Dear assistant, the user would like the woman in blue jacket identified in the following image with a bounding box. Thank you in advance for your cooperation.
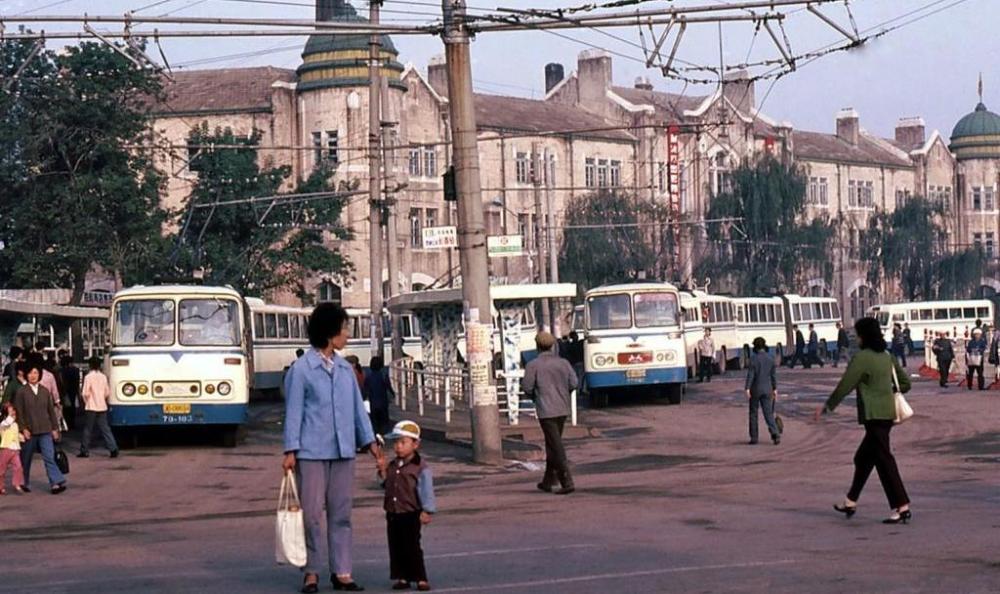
[282,303,381,593]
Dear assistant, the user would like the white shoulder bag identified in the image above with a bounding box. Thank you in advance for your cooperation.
[275,470,307,567]
[891,359,914,424]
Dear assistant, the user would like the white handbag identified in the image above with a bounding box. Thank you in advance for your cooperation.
[275,470,307,567]
[890,361,914,424]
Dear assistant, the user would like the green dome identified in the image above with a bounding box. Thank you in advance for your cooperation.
[949,102,1000,160]
[297,0,406,93]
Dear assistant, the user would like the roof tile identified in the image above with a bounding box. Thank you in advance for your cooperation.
[474,93,634,141]
[155,67,296,115]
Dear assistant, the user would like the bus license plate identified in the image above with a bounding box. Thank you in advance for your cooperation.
[626,369,647,380]
[163,403,191,414]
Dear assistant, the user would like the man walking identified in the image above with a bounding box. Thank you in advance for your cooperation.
[931,332,955,388]
[786,325,807,369]
[966,328,987,391]
[807,323,825,368]
[522,332,578,495]
[745,337,780,445]
[891,324,907,368]
[697,328,716,382]
[834,322,850,367]
[903,323,914,356]
[78,357,119,458]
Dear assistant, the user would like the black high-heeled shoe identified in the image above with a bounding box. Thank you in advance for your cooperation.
[882,509,912,524]
[332,577,365,591]
[301,574,320,594]
[833,502,857,518]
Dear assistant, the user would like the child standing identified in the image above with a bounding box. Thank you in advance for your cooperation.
[0,402,26,495]
[377,420,436,591]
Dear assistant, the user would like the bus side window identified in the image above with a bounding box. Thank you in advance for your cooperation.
[978,306,990,319]
[909,309,919,321]
[265,314,278,338]
[290,315,300,339]
[964,307,976,319]
[254,313,264,339]
[949,308,961,319]
[278,314,290,339]
[360,316,372,339]
[934,309,947,320]
[822,303,832,319]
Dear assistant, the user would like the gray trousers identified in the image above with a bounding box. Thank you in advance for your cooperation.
[80,411,118,454]
[749,393,780,442]
[298,458,356,576]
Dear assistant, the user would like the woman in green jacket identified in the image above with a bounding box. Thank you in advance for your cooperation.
[814,317,912,524]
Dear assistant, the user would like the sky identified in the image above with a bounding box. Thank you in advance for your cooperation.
[1,0,996,140]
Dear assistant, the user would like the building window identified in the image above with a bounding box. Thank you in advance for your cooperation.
[597,159,609,187]
[819,177,828,205]
[944,186,952,209]
[973,186,983,210]
[808,177,818,204]
[895,189,905,209]
[974,232,983,251]
[408,148,421,177]
[312,132,323,167]
[988,232,996,259]
[424,208,437,231]
[657,162,666,192]
[585,158,596,188]
[711,153,730,195]
[545,154,556,187]
[987,187,996,211]
[422,147,437,178]
[518,213,532,250]
[850,285,877,321]
[410,208,422,248]
[609,160,621,187]
[863,181,874,208]
[325,130,339,165]
[848,180,857,208]
[515,152,530,184]
[317,281,342,304]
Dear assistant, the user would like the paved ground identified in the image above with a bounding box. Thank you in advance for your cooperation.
[2,362,1000,593]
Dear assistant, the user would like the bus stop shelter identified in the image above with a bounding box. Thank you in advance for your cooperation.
[0,297,110,360]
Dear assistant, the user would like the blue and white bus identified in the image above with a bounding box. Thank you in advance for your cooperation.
[581,283,686,406]
[107,285,251,446]
[868,299,994,349]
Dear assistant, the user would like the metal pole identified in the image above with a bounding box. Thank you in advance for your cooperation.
[382,75,404,362]
[531,142,550,330]
[442,0,503,464]
[368,1,386,360]
[544,149,560,335]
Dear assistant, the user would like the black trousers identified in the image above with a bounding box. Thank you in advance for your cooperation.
[967,365,985,390]
[386,512,428,583]
[847,420,909,509]
[697,356,714,381]
[539,416,572,488]
[937,358,952,386]
[786,348,807,368]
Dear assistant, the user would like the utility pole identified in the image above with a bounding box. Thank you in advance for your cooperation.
[368,0,385,360]
[544,148,560,335]
[531,142,550,330]
[382,75,404,361]
[442,0,503,464]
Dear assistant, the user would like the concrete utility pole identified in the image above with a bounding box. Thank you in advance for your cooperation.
[442,0,503,464]
[531,143,550,330]
[382,76,405,361]
[368,0,385,359]
[544,149,560,335]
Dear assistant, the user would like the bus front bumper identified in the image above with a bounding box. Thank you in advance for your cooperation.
[108,403,248,427]
[585,367,687,389]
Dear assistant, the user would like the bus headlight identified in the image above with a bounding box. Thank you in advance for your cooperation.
[137,384,149,395]
[122,383,136,397]
[205,384,216,395]
[656,353,665,362]
[592,354,613,367]
[217,382,232,396]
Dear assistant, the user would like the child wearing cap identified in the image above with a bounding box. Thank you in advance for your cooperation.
[376,420,436,591]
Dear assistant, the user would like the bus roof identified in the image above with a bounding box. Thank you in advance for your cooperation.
[586,282,679,296]
[869,299,993,310]
[387,283,576,314]
[781,293,837,303]
[114,285,243,300]
[733,296,783,304]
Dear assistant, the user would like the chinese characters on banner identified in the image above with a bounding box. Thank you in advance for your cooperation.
[667,125,681,277]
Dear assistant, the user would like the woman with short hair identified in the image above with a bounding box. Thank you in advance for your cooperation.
[12,361,66,494]
[282,303,381,592]
[814,317,912,524]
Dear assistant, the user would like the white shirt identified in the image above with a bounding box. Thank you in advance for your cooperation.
[697,336,715,357]
[82,369,111,412]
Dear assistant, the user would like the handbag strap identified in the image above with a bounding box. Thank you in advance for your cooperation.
[889,353,900,393]
[278,470,300,511]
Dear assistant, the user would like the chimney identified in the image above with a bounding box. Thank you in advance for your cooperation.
[577,49,612,107]
[836,108,860,145]
[317,0,349,21]
[427,55,448,98]
[544,63,565,94]
[722,69,754,114]
[895,117,926,148]
[634,76,653,91]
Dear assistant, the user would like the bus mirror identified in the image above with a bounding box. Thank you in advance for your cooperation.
[586,336,601,344]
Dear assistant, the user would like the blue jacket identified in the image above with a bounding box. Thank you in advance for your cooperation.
[283,349,375,460]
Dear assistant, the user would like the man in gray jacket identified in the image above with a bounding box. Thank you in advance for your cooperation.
[745,337,780,445]
[522,331,578,494]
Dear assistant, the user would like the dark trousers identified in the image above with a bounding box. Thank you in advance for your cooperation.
[748,393,780,443]
[807,349,824,367]
[80,411,118,454]
[786,348,806,368]
[833,347,845,367]
[697,356,714,381]
[847,420,909,509]
[386,512,428,583]
[539,416,572,488]
[893,348,907,368]
[967,365,985,390]
[937,358,952,386]
[370,406,390,436]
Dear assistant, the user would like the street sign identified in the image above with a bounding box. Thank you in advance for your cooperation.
[487,235,524,258]
[422,226,457,249]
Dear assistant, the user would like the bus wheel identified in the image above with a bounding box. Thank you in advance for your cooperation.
[665,384,682,405]
[589,389,609,408]
[221,426,240,448]
[741,345,751,369]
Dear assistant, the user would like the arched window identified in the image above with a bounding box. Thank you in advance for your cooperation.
[808,285,831,298]
[316,281,342,304]
[849,285,877,321]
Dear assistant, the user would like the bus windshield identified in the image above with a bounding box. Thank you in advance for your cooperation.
[114,299,175,346]
[634,292,680,328]
[876,312,889,326]
[179,299,241,346]
[588,294,632,330]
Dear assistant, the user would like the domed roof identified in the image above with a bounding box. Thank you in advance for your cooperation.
[297,0,405,93]
[949,101,1000,160]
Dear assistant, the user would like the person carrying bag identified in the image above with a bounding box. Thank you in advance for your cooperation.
[276,470,307,568]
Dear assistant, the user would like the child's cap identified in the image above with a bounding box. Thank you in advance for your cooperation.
[386,420,421,441]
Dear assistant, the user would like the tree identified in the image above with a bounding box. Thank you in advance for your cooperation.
[860,196,984,299]
[168,124,353,298]
[698,156,836,295]
[0,39,169,303]
[558,190,662,293]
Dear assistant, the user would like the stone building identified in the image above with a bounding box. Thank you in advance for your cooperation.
[144,0,998,317]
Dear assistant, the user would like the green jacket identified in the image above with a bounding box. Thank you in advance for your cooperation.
[1,379,23,406]
[824,349,910,424]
